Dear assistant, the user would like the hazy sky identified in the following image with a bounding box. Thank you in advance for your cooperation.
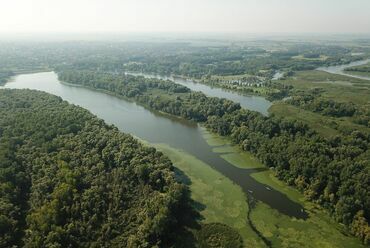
[0,0,369,34]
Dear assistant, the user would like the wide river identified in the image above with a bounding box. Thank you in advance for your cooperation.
[2,72,306,219]
[127,72,272,116]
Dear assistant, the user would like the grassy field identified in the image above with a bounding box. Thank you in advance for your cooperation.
[269,102,370,137]
[270,102,340,137]
[200,128,365,248]
[282,70,370,95]
[270,70,370,136]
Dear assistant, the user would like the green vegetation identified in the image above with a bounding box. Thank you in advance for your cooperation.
[271,70,370,134]
[287,89,357,117]
[57,69,370,244]
[203,129,365,248]
[250,201,363,248]
[152,143,259,247]
[269,103,342,138]
[250,170,366,248]
[196,223,243,248]
[282,70,370,90]
[256,167,366,247]
[0,89,190,247]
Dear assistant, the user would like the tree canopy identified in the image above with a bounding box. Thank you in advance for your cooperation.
[0,89,189,247]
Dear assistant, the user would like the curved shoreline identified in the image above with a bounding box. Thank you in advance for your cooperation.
[317,59,370,81]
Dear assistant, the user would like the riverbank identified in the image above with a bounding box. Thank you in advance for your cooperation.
[151,142,265,248]
[200,129,364,248]
[1,68,51,87]
[146,132,363,248]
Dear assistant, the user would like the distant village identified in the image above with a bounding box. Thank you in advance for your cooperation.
[207,75,266,87]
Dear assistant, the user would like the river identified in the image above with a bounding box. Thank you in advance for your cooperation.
[126,72,272,116]
[317,59,370,80]
[2,71,306,219]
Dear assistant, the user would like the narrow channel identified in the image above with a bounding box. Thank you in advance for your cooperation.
[317,59,370,80]
[126,72,273,116]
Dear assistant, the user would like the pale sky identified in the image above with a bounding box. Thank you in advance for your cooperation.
[0,0,369,34]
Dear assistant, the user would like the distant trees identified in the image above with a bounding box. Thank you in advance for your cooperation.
[120,44,358,79]
[0,71,13,85]
[58,70,370,244]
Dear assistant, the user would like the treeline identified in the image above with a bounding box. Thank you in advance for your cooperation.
[58,70,370,244]
[0,89,189,247]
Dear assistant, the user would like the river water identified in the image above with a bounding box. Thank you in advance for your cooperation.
[2,72,306,219]
[126,72,272,116]
[317,59,370,80]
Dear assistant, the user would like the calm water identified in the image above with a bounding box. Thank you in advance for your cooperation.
[2,72,306,219]
[317,59,370,80]
[126,72,272,116]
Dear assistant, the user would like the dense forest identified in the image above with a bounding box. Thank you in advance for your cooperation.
[58,70,370,244]
[0,89,191,247]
